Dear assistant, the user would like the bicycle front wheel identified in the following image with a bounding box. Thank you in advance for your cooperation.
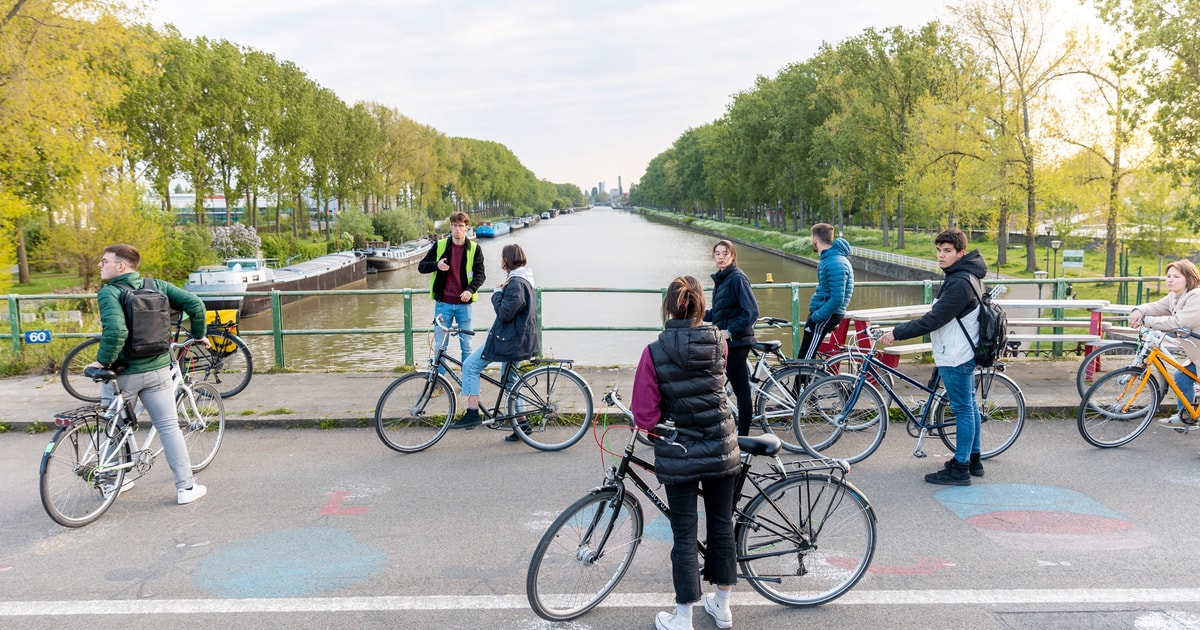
[510,366,594,451]
[754,363,825,454]
[1077,366,1160,448]
[179,382,226,471]
[794,375,887,464]
[182,331,253,398]
[374,372,455,453]
[527,487,644,622]
[60,338,102,402]
[39,415,128,527]
[934,371,1025,459]
[738,472,876,607]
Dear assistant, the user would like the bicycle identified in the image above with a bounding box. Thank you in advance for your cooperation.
[525,386,877,621]
[1074,337,1190,400]
[792,326,1026,464]
[1077,326,1200,448]
[738,317,835,453]
[39,340,226,527]
[373,317,594,453]
[60,313,252,402]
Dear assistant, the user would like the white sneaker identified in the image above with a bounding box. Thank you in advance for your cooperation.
[102,478,134,499]
[655,610,693,630]
[703,593,733,629]
[177,484,207,505]
[1160,414,1191,427]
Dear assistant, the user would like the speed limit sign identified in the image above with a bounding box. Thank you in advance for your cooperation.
[24,330,52,344]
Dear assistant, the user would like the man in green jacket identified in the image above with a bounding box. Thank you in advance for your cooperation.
[86,244,211,505]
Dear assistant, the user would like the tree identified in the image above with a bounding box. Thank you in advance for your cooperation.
[953,0,1078,272]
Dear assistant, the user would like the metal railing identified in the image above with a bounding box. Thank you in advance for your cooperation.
[849,246,941,273]
[2,276,1156,369]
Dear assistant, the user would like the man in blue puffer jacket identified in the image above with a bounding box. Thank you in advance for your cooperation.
[797,223,854,359]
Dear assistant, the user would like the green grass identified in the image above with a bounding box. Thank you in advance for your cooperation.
[8,270,85,295]
[238,410,257,416]
[264,407,295,415]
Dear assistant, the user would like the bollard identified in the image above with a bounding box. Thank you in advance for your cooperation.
[765,273,774,283]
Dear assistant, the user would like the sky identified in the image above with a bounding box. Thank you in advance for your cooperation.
[147,0,959,194]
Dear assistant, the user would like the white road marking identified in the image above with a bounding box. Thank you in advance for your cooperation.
[3,589,1200,616]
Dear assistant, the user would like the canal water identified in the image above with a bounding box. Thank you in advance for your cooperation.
[238,207,923,369]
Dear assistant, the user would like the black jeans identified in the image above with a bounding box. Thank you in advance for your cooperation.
[664,474,738,604]
[726,343,753,436]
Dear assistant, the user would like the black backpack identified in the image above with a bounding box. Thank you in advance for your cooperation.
[116,278,172,359]
[956,276,1008,368]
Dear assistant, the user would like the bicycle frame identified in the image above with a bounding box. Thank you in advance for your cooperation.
[424,317,572,426]
[840,349,953,453]
[591,391,846,574]
[1115,341,1200,418]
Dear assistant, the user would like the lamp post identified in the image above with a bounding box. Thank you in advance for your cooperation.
[1050,239,1062,279]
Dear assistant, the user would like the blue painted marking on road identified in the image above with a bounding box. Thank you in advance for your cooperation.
[934,484,1122,520]
[193,527,386,598]
[644,514,673,541]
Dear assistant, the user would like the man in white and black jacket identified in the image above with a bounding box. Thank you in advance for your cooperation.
[877,228,987,485]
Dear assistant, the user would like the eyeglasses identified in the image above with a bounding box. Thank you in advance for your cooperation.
[99,259,115,266]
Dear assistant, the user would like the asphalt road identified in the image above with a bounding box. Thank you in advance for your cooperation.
[3,417,1200,629]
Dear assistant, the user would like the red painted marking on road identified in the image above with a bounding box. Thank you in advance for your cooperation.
[0,564,10,572]
[829,556,952,576]
[966,511,1133,534]
[318,491,369,516]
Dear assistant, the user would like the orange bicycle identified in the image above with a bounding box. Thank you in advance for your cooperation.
[1077,326,1200,447]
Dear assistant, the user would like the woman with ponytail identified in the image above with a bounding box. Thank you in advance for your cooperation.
[631,276,740,630]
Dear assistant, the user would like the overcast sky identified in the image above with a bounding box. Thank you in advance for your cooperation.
[148,0,959,193]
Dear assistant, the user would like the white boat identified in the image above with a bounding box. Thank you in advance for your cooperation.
[359,238,433,272]
[184,251,367,316]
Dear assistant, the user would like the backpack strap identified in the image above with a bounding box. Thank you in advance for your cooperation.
[954,274,984,353]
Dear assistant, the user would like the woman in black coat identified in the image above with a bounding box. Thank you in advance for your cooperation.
[704,239,759,436]
[450,244,539,441]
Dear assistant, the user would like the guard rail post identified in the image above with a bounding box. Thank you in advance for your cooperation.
[403,289,414,365]
[271,290,285,369]
[790,283,802,352]
[8,296,19,354]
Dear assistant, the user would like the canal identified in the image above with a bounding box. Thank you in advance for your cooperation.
[237,207,924,369]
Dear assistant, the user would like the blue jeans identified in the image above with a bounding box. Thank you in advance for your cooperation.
[434,301,473,369]
[938,360,980,464]
[101,367,196,490]
[664,474,738,604]
[1173,363,1198,411]
[460,345,520,406]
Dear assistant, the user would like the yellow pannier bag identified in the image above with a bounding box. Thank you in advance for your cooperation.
[205,309,240,355]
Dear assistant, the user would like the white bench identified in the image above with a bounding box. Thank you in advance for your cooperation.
[881,343,933,356]
[1007,333,1101,344]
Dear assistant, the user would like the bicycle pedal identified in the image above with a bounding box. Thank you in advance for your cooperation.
[480,418,496,427]
[1174,425,1198,434]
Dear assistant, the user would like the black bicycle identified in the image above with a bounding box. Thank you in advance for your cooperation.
[60,313,252,401]
[373,317,594,452]
[525,387,877,621]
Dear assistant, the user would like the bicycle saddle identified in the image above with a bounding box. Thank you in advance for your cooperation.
[738,434,782,457]
[754,340,783,353]
[84,366,119,382]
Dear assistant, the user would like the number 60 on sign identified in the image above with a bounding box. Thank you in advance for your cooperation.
[24,330,51,344]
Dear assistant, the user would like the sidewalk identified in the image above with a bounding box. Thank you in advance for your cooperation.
[0,359,1084,431]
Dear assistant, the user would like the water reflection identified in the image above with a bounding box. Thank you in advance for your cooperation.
[238,207,923,368]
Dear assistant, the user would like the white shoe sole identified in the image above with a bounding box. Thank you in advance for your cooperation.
[704,595,733,629]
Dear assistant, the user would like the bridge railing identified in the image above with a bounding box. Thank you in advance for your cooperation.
[3,276,1157,369]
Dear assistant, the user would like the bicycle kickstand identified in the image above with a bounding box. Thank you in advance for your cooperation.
[912,428,930,459]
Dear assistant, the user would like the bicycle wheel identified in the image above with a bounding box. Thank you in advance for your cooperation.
[510,366,594,451]
[794,375,887,464]
[1077,366,1160,448]
[39,415,128,527]
[179,382,226,471]
[182,331,253,398]
[527,487,644,622]
[1075,342,1156,398]
[60,337,103,403]
[755,363,825,454]
[374,371,455,453]
[934,371,1025,459]
[738,472,876,607]
[823,351,894,389]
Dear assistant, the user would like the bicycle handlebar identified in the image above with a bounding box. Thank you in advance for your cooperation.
[758,316,790,328]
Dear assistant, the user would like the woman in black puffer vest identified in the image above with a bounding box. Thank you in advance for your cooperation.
[631,275,740,630]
